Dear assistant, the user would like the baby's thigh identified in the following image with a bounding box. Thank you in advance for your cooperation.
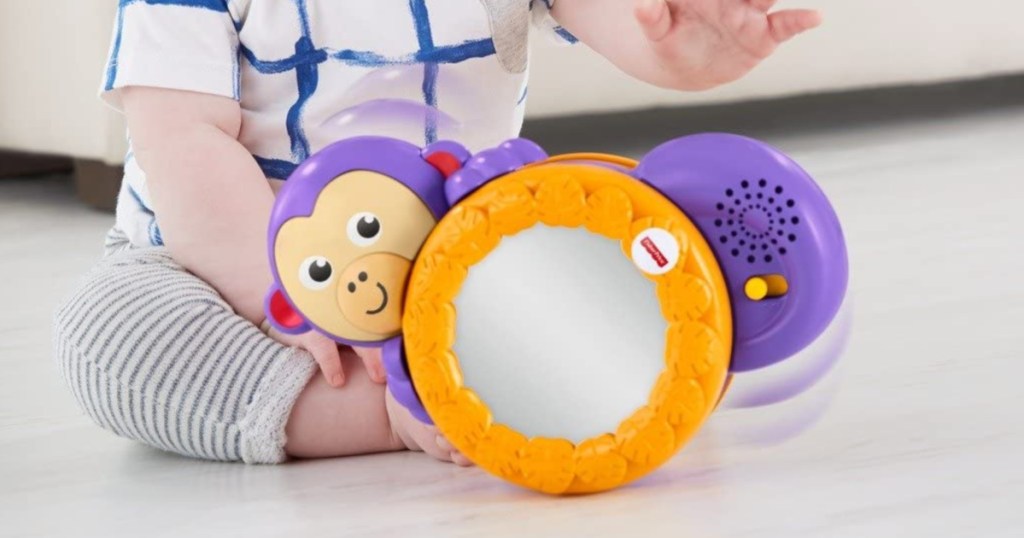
[53,247,312,463]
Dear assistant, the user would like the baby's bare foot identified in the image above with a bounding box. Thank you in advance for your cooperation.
[385,390,472,466]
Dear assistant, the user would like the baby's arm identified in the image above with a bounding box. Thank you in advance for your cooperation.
[121,87,272,324]
[121,86,391,385]
[551,0,821,91]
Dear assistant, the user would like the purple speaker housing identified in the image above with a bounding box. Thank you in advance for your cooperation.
[633,133,848,372]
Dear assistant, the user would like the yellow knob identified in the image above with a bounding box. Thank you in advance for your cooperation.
[745,274,789,301]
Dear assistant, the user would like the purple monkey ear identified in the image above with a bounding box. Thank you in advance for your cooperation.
[422,140,471,179]
[443,138,548,205]
[264,287,311,335]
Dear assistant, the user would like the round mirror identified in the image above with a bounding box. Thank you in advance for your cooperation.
[403,161,733,494]
[453,224,666,443]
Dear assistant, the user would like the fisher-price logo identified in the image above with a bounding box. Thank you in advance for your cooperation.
[640,237,669,267]
[631,228,680,275]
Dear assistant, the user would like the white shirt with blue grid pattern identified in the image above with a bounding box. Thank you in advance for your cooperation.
[101,0,569,248]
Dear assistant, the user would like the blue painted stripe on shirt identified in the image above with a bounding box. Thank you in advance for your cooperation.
[330,49,394,67]
[295,0,312,39]
[241,39,494,75]
[517,85,528,105]
[149,219,165,246]
[285,0,318,161]
[125,0,229,12]
[334,40,496,67]
[253,155,298,180]
[229,5,241,98]
[240,45,327,74]
[415,38,495,64]
[127,185,154,215]
[554,26,579,44]
[422,62,439,144]
[408,0,438,144]
[104,5,127,91]
[408,0,434,50]
[231,50,241,99]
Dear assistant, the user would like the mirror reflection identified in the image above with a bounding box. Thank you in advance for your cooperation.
[453,225,667,443]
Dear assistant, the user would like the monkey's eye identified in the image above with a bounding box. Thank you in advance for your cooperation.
[347,212,381,247]
[299,256,333,290]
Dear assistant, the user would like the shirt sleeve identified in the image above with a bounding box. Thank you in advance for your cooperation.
[530,0,578,44]
[100,0,240,110]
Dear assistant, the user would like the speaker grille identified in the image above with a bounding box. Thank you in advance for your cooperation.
[715,178,798,264]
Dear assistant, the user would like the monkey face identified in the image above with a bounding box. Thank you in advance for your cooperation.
[273,171,437,343]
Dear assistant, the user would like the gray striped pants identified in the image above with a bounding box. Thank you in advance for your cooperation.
[53,229,317,463]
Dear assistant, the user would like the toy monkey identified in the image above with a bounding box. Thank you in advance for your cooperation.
[265,133,847,437]
[264,136,544,422]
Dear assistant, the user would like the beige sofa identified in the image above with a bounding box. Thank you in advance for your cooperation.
[2,0,1022,166]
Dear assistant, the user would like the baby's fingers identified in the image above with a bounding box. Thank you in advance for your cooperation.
[748,0,778,11]
[634,0,672,42]
[353,346,387,384]
[436,436,473,467]
[307,337,345,387]
[768,9,822,43]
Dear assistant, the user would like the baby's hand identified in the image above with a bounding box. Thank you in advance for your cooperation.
[634,0,821,89]
[352,346,388,385]
[265,325,386,387]
[385,388,472,466]
[266,327,345,387]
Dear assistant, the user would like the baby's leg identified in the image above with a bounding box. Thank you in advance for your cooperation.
[283,347,401,458]
[286,359,471,465]
[52,231,396,463]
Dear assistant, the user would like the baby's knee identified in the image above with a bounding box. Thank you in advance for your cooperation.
[51,249,218,448]
[53,250,306,464]
[53,323,115,434]
[53,262,133,436]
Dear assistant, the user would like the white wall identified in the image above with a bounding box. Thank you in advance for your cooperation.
[1,0,1021,163]
[0,1,124,160]
[527,0,1024,116]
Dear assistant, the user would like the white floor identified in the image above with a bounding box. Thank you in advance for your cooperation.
[2,107,1023,537]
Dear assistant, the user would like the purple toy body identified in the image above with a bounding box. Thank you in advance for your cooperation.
[267,133,848,425]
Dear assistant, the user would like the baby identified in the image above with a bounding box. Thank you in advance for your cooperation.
[54,0,818,465]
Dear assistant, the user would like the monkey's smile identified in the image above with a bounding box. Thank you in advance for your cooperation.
[365,283,389,315]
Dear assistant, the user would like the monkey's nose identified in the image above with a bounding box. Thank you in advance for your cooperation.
[346,271,370,293]
[337,253,411,335]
